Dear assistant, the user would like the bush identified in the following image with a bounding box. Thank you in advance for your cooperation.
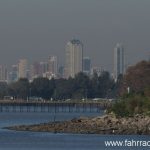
[109,93,150,117]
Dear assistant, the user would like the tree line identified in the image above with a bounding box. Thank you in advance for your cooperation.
[1,60,149,102]
[0,71,117,100]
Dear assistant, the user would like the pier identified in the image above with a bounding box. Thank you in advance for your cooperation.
[0,101,112,113]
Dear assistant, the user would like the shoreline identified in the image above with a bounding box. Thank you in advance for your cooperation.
[4,114,150,135]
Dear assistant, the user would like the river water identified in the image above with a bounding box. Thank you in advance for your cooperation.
[0,111,149,150]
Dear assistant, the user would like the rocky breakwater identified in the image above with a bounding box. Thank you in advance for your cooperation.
[5,114,150,135]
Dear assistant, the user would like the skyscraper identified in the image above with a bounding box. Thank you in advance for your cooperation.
[65,39,83,78]
[58,65,64,78]
[113,43,124,81]
[48,56,58,77]
[8,65,18,82]
[0,65,8,82]
[18,59,28,78]
[83,57,91,75]
[30,61,49,80]
[39,61,48,76]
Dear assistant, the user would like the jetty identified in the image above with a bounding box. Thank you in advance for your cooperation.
[0,100,112,113]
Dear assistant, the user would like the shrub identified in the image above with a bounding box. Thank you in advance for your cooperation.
[109,93,150,117]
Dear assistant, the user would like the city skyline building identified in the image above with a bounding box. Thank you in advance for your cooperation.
[39,61,48,75]
[48,56,58,77]
[83,57,91,75]
[113,43,125,81]
[8,65,18,82]
[0,65,8,82]
[65,39,83,78]
[30,62,41,80]
[58,65,64,78]
[18,59,28,78]
[91,66,104,77]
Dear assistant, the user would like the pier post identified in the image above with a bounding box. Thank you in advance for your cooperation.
[0,103,2,112]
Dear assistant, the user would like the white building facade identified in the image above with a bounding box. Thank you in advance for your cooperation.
[65,39,83,78]
[18,59,28,78]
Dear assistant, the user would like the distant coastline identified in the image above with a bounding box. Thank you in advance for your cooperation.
[5,114,150,135]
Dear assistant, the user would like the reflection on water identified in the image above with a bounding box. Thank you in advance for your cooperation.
[0,104,103,113]
[0,111,103,128]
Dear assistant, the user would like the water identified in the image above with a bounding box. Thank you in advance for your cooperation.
[0,105,100,113]
[0,111,149,150]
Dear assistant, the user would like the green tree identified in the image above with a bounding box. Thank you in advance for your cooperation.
[8,78,29,100]
[53,78,74,100]
[31,77,54,100]
[73,72,90,99]
[121,60,150,95]
[0,82,8,99]
[97,71,114,98]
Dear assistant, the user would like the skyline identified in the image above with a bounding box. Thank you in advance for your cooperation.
[0,0,150,72]
[0,39,148,73]
[0,41,138,83]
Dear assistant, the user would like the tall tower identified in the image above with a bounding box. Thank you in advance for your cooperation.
[9,65,18,82]
[30,62,41,79]
[65,39,83,78]
[48,56,58,76]
[0,65,8,82]
[39,61,48,75]
[83,57,91,75]
[18,59,28,78]
[114,43,124,81]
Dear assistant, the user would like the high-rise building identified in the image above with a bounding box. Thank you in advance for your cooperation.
[65,39,83,78]
[30,62,41,79]
[0,65,8,82]
[83,57,91,75]
[39,61,48,75]
[48,56,58,77]
[8,65,18,82]
[58,65,64,78]
[91,66,104,77]
[18,59,28,78]
[30,61,48,80]
[113,43,125,81]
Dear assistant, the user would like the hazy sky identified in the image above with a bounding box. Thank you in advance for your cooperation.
[0,0,150,72]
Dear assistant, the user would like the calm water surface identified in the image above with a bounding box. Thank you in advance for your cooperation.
[0,111,149,150]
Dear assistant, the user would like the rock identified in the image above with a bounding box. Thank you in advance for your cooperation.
[71,118,82,123]
[5,114,150,135]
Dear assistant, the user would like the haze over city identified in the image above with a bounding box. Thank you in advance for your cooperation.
[0,0,150,72]
[0,1,150,150]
